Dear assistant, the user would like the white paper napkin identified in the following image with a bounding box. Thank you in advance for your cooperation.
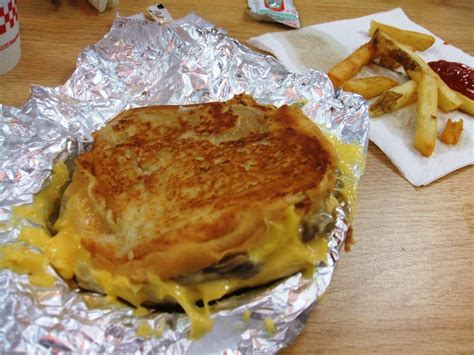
[248,8,473,186]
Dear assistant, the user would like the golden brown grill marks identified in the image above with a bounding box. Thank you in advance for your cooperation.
[88,101,329,214]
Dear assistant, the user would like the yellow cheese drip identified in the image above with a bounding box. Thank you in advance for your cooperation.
[45,198,320,338]
[136,321,153,338]
[330,137,365,221]
[134,306,151,317]
[242,309,252,322]
[136,320,166,338]
[13,161,69,228]
[18,227,50,249]
[0,162,69,288]
[263,317,276,334]
[0,244,55,287]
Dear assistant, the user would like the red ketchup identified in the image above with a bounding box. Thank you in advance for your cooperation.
[428,60,474,100]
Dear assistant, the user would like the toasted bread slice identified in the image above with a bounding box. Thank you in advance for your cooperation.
[60,94,336,284]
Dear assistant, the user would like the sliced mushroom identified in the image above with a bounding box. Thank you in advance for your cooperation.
[174,253,259,285]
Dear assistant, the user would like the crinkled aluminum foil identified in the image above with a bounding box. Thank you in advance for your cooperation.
[0,11,368,353]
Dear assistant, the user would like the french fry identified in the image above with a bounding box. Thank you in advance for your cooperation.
[378,53,401,69]
[327,42,377,88]
[456,92,474,116]
[373,31,462,112]
[369,20,435,51]
[342,76,399,99]
[369,80,418,116]
[436,80,464,112]
[439,119,464,145]
[413,73,438,157]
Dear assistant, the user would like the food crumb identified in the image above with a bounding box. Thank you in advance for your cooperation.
[242,309,252,322]
[439,119,463,145]
[263,317,275,335]
[137,320,165,338]
[343,226,355,252]
[136,321,153,338]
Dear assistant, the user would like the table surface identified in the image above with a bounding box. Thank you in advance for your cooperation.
[1,0,473,353]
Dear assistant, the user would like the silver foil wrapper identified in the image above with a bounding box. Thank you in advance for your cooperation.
[0,11,368,353]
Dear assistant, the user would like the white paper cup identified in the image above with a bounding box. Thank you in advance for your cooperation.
[0,0,20,76]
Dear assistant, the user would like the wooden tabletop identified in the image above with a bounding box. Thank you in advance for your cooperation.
[1,0,473,353]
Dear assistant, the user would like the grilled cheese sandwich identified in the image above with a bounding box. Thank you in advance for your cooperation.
[5,94,364,337]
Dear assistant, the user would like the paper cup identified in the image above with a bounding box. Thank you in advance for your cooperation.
[0,0,20,76]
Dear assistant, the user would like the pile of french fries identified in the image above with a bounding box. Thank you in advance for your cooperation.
[327,20,472,157]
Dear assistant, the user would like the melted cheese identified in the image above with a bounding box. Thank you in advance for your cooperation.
[82,294,124,309]
[13,162,69,228]
[242,309,252,322]
[134,306,151,317]
[12,189,322,338]
[0,162,69,288]
[1,137,364,339]
[263,317,276,334]
[137,320,166,338]
[136,321,153,338]
[36,173,325,338]
[330,137,365,221]
[18,226,50,249]
[0,244,55,287]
